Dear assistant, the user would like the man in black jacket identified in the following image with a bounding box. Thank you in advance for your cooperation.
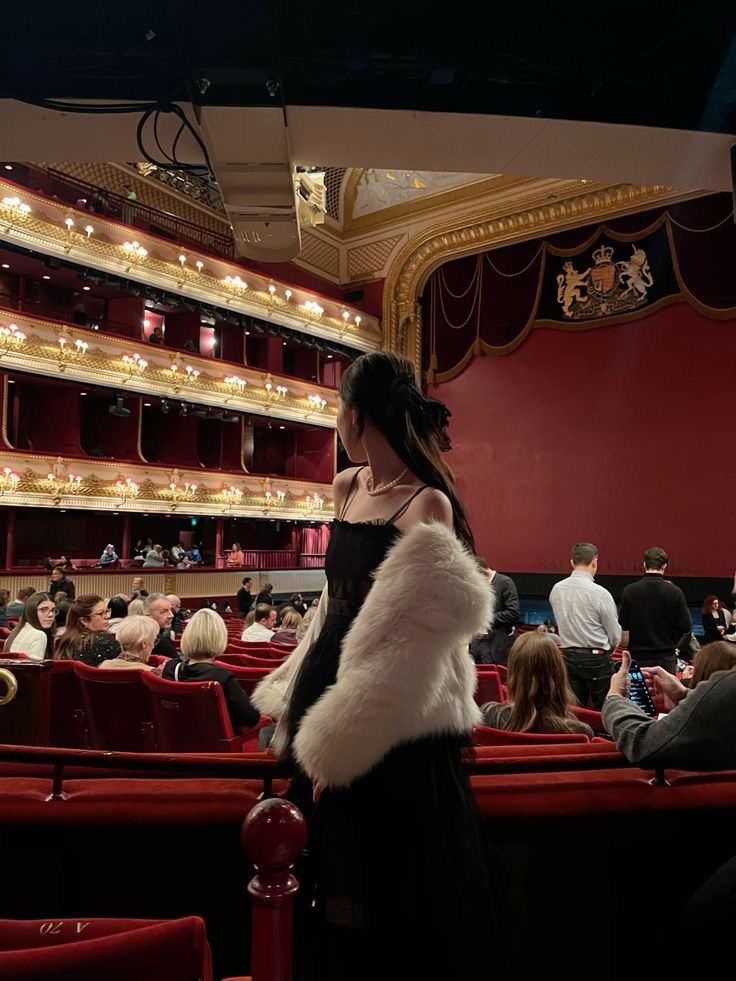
[236,577,254,618]
[144,593,178,659]
[470,556,520,665]
[49,565,75,601]
[618,546,692,674]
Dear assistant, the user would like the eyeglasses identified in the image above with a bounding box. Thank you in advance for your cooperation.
[90,609,111,619]
[37,606,57,616]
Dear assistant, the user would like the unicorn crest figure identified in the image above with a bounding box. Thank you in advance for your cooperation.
[617,247,653,299]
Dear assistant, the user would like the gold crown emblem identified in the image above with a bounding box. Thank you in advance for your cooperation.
[592,244,614,264]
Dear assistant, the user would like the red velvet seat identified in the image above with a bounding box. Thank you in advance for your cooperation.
[219,652,285,669]
[0,916,212,980]
[141,672,263,752]
[73,663,155,753]
[472,724,590,746]
[474,670,504,706]
[214,661,272,695]
[570,705,605,733]
[0,650,30,660]
[49,660,88,749]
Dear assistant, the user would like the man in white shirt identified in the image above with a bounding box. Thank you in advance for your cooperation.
[241,604,277,642]
[549,542,622,710]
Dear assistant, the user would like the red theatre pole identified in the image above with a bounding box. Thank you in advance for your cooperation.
[243,798,307,981]
[121,514,131,560]
[6,509,15,568]
[215,517,224,567]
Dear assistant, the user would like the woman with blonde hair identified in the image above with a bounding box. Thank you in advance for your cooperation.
[161,608,259,728]
[481,631,594,736]
[271,608,302,646]
[127,597,145,617]
[99,616,160,672]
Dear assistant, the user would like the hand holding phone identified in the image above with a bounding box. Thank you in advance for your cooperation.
[627,660,657,716]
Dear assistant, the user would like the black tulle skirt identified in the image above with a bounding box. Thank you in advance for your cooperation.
[286,734,494,981]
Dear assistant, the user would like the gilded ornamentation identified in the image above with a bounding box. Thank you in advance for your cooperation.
[382,181,706,368]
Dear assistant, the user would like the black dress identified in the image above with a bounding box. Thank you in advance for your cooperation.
[702,609,727,643]
[283,472,493,981]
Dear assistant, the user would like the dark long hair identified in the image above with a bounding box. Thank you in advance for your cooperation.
[340,351,474,550]
[53,593,104,660]
[3,592,55,658]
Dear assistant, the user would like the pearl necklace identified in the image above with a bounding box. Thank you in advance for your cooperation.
[364,466,408,496]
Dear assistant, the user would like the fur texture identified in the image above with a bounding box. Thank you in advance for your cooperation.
[276,521,492,788]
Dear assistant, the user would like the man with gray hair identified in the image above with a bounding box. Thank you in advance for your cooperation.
[144,592,177,659]
[166,594,184,635]
[549,542,621,710]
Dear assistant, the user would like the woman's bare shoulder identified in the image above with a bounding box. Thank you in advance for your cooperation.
[402,486,453,528]
[332,466,363,506]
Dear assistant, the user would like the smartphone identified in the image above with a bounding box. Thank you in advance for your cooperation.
[627,660,657,716]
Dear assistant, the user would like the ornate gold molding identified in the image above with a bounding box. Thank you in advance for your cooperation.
[0,450,334,519]
[382,180,709,368]
[0,308,338,427]
[0,179,381,352]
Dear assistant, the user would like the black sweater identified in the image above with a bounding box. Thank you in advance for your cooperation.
[618,574,692,657]
[161,659,260,729]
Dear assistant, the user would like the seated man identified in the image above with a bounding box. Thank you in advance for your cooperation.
[241,603,277,642]
[602,651,736,769]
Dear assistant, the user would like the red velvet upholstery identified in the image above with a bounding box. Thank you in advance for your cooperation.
[474,671,504,706]
[0,650,30,659]
[0,916,212,980]
[570,705,605,733]
[472,725,590,746]
[49,661,88,749]
[73,663,154,752]
[213,662,271,695]
[219,653,284,669]
[141,673,246,752]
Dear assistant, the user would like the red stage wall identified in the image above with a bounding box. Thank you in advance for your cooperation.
[430,303,733,577]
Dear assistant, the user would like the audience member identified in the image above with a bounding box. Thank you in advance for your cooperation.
[255,583,274,605]
[49,565,75,601]
[701,596,729,643]
[54,598,72,634]
[618,547,691,675]
[58,555,76,570]
[3,592,56,661]
[236,577,254,618]
[166,594,185,635]
[99,616,161,672]
[162,609,260,727]
[99,544,118,566]
[106,594,130,633]
[186,544,203,565]
[133,541,151,559]
[480,632,594,736]
[271,609,302,647]
[170,542,186,564]
[549,542,621,710]
[288,593,307,617]
[53,594,121,665]
[241,603,276,641]
[149,325,164,345]
[127,597,145,616]
[0,589,10,629]
[6,586,35,618]
[296,606,317,643]
[603,650,736,768]
[144,593,177,658]
[537,619,563,646]
[687,641,736,688]
[143,544,165,567]
[470,556,520,665]
[226,542,245,567]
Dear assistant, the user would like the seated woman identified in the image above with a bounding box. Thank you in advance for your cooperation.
[99,544,118,567]
[682,641,736,688]
[162,608,260,728]
[3,592,56,661]
[226,542,245,568]
[106,594,131,633]
[271,608,302,647]
[53,594,121,666]
[0,588,10,629]
[481,631,594,736]
[99,616,161,672]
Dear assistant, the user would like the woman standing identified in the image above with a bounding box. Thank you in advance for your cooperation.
[53,594,121,665]
[253,352,492,981]
[701,596,728,643]
[3,592,56,661]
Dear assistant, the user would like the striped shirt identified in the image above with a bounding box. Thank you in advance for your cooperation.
[549,570,622,651]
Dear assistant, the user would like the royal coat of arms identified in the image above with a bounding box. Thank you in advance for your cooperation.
[555,243,654,319]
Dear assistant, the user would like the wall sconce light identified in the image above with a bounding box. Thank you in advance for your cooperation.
[303,300,324,317]
[0,323,26,356]
[195,260,203,273]
[47,470,82,502]
[122,241,148,268]
[114,477,140,504]
[84,224,94,239]
[308,394,327,411]
[221,485,243,508]
[224,375,247,400]
[1,196,31,230]
[0,466,20,496]
[169,479,197,505]
[285,289,292,301]
[122,352,148,377]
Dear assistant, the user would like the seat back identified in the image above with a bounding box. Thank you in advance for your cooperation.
[73,663,154,752]
[472,724,590,746]
[213,661,271,695]
[474,671,504,706]
[49,660,88,748]
[570,705,605,733]
[219,652,285,669]
[140,672,240,752]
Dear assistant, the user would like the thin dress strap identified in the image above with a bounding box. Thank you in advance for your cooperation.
[338,467,366,520]
[385,485,430,525]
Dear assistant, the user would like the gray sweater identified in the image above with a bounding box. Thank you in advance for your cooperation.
[602,669,736,769]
